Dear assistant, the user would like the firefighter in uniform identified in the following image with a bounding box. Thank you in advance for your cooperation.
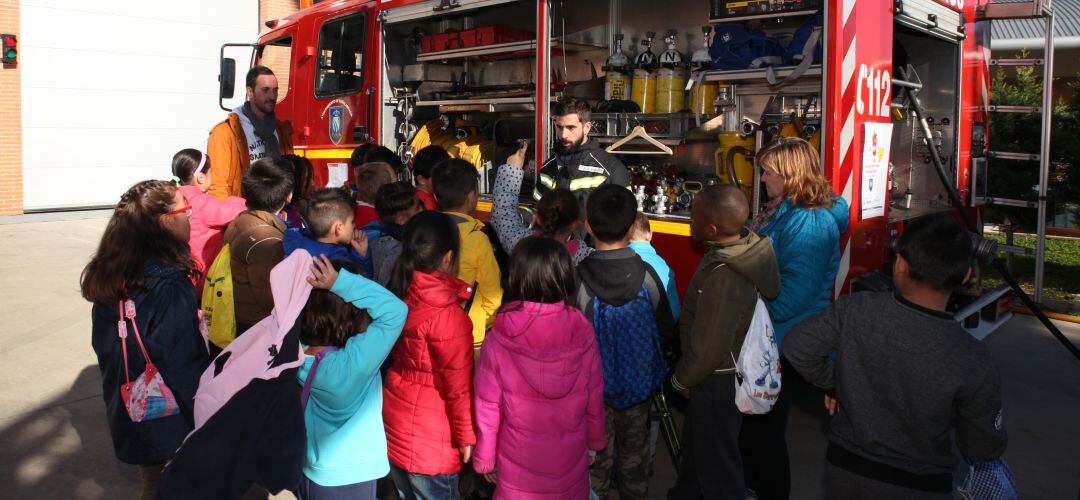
[534,98,630,209]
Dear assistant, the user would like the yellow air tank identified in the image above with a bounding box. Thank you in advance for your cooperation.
[605,34,632,101]
[690,78,720,116]
[688,27,718,116]
[632,32,658,113]
[606,70,632,101]
[655,67,687,113]
[631,69,657,113]
[655,31,686,114]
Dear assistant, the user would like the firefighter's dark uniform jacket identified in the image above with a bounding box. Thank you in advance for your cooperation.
[534,138,630,207]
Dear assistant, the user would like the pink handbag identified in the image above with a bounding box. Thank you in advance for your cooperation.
[117,299,180,422]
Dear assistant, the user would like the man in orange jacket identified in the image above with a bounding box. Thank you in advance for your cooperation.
[207,65,294,200]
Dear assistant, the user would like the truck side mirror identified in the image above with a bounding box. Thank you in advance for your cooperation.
[220,58,237,100]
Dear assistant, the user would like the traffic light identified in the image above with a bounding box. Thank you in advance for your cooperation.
[1,35,16,64]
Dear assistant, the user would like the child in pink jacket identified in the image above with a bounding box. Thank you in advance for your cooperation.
[172,148,247,295]
[473,236,606,499]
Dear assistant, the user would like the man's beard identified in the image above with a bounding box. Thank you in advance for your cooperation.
[555,135,585,155]
[256,99,276,116]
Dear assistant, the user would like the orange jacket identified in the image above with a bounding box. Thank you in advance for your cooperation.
[207,112,293,200]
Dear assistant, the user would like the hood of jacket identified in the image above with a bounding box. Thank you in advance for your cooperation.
[192,249,313,430]
[282,228,345,257]
[96,260,190,323]
[283,227,313,253]
[826,195,850,234]
[773,195,850,236]
[492,301,591,399]
[407,270,473,309]
[701,230,781,298]
[577,247,646,306]
[144,259,190,293]
[226,209,286,241]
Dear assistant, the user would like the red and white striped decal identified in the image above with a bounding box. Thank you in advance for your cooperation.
[834,0,859,298]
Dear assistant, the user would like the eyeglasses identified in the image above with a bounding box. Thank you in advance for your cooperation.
[161,205,192,219]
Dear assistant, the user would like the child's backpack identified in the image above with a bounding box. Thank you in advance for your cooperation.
[733,296,781,414]
[709,24,784,71]
[202,244,236,349]
[580,279,667,410]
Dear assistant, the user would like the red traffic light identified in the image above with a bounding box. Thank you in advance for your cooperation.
[1,34,15,63]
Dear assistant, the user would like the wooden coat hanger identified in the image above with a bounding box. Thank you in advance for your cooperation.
[605,125,674,156]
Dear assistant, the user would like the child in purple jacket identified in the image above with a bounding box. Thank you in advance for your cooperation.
[473,236,606,499]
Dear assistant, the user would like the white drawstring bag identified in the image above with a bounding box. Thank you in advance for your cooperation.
[733,297,782,414]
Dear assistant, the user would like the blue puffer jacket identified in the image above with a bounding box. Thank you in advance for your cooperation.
[758,196,849,350]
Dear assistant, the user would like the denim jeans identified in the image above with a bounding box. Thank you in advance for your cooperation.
[296,476,377,500]
[390,465,459,500]
[298,475,378,498]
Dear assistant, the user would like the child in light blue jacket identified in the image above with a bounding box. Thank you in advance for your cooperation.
[298,256,408,499]
[629,212,681,321]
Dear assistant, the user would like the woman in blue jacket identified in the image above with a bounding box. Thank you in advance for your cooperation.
[742,137,849,500]
[82,180,211,500]
[298,255,408,499]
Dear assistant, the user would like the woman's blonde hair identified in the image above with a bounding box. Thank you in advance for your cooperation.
[757,137,833,208]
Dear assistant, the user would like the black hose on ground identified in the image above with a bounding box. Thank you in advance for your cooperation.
[898,67,1080,362]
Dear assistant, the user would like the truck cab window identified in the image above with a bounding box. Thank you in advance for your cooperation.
[316,13,366,97]
[257,36,293,103]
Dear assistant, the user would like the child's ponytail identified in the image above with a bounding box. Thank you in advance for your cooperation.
[387,211,460,298]
[535,188,579,239]
[171,149,206,186]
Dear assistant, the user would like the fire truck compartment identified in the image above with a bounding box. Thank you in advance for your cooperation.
[887,23,962,223]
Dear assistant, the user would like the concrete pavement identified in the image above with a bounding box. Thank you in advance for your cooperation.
[0,215,1077,499]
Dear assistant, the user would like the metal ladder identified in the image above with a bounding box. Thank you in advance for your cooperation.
[977,0,1056,303]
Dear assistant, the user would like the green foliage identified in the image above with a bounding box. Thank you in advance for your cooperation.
[982,234,1080,301]
[986,52,1080,230]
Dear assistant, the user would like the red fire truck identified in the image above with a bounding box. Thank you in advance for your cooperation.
[218,0,1015,334]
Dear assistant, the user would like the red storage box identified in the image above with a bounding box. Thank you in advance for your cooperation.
[422,26,533,53]
[466,26,533,47]
[422,30,464,53]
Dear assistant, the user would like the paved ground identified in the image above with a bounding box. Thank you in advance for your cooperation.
[0,215,1077,499]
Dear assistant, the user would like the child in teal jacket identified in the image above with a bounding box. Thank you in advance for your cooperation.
[298,256,408,498]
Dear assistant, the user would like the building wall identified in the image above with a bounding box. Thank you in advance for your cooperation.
[261,0,301,28]
[0,0,21,215]
[259,0,301,104]
[19,2,257,210]
[0,1,287,215]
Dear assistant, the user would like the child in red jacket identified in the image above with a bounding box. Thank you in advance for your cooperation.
[384,211,476,498]
[410,145,450,211]
[171,149,246,296]
[473,236,606,499]
[353,162,396,229]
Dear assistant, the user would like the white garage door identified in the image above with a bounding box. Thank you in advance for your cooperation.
[20,1,257,210]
